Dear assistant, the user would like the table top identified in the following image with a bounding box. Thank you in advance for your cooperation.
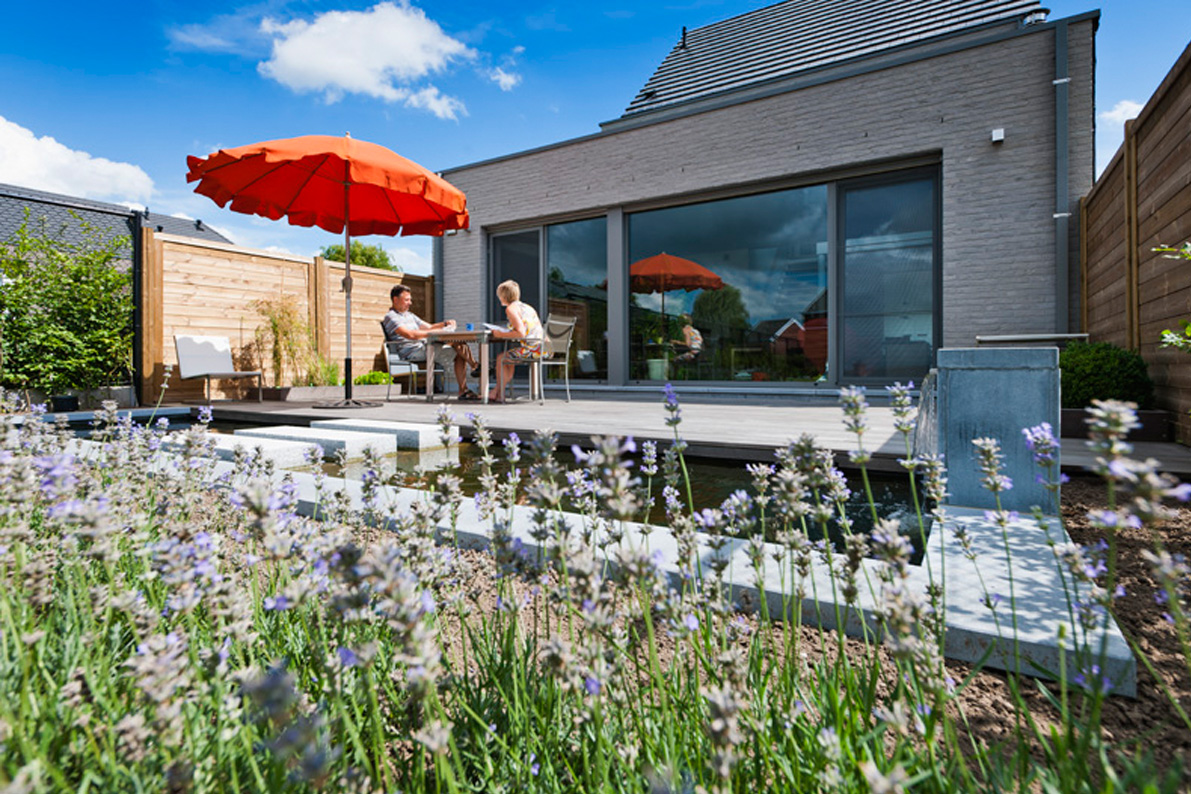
[425,328,492,343]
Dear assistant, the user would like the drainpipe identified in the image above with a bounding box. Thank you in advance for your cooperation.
[1053,20,1071,333]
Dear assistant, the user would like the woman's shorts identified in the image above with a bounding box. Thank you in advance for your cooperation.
[505,343,544,362]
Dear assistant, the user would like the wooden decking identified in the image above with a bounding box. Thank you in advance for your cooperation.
[201,392,1191,476]
[207,393,907,467]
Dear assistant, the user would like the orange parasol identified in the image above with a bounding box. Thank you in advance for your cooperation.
[629,252,723,295]
[186,133,468,406]
[629,252,723,335]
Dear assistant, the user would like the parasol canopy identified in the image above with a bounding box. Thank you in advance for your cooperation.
[629,251,724,294]
[629,252,723,338]
[186,133,468,406]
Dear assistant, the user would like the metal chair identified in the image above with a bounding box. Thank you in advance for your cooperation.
[380,321,441,400]
[538,315,578,402]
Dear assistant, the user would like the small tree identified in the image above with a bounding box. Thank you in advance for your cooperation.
[0,215,134,396]
[320,241,400,272]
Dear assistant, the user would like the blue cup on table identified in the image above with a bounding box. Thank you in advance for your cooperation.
[465,323,474,331]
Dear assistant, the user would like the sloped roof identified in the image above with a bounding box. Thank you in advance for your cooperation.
[622,0,1046,118]
[0,182,233,248]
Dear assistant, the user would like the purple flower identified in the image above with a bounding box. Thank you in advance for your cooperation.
[662,383,682,427]
[1022,423,1059,465]
[337,646,361,668]
[584,676,602,696]
[1072,664,1113,694]
[264,595,291,611]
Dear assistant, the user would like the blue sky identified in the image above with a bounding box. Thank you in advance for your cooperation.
[0,1,1187,274]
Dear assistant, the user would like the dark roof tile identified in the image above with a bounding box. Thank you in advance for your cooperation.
[623,0,1046,117]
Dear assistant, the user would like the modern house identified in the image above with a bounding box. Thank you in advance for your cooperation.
[438,0,1096,390]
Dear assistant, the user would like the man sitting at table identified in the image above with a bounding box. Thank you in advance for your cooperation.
[382,284,481,401]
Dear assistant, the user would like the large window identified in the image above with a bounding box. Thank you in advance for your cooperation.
[547,218,607,379]
[486,166,939,389]
[839,173,938,381]
[627,186,828,382]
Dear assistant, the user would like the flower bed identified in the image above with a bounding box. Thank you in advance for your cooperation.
[0,396,1186,791]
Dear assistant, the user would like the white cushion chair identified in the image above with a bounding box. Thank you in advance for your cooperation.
[173,334,262,402]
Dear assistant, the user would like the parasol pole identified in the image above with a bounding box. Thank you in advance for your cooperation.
[343,145,354,402]
[340,137,352,404]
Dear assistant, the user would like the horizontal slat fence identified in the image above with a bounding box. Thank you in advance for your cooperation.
[140,232,431,402]
[1082,40,1191,443]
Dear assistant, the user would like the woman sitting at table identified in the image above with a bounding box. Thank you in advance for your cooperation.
[674,313,704,362]
[488,279,544,403]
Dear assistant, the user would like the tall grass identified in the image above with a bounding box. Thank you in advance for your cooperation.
[0,389,1186,792]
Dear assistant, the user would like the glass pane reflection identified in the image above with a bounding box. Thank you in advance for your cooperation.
[840,177,936,381]
[547,218,607,380]
[627,186,829,382]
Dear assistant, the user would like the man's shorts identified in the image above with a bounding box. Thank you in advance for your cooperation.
[401,344,456,365]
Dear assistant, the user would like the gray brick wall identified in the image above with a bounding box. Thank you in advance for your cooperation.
[442,18,1094,352]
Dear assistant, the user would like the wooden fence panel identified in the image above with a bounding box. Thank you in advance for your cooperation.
[1081,40,1191,443]
[138,234,432,402]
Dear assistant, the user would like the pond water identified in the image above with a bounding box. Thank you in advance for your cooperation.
[322,440,931,560]
[70,415,930,560]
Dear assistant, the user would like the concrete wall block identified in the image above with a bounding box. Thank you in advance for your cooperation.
[936,347,1060,513]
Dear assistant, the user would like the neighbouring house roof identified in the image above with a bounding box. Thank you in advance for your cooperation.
[622,0,1047,118]
[753,317,804,341]
[0,182,233,249]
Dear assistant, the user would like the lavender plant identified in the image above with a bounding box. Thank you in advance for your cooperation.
[0,386,1186,793]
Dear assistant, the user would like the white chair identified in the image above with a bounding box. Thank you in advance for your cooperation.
[538,315,578,402]
[173,334,262,402]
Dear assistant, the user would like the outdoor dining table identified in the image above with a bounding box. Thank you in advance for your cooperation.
[424,328,493,404]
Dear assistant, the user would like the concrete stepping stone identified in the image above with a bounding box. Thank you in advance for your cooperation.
[180,433,322,468]
[309,418,455,450]
[234,425,394,460]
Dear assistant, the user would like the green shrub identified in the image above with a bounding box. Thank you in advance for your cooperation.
[353,369,392,386]
[0,215,134,395]
[1060,341,1155,409]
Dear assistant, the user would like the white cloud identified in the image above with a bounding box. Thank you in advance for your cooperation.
[488,66,521,91]
[405,86,468,119]
[387,243,432,276]
[1095,100,1145,177]
[166,3,273,55]
[258,1,474,118]
[1099,99,1143,127]
[0,116,153,204]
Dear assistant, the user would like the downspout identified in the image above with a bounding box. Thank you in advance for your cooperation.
[1053,20,1071,333]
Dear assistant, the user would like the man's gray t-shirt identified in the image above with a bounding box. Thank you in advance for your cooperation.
[382,308,426,360]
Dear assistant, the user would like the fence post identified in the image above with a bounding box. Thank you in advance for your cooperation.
[139,228,165,403]
[1079,195,1088,333]
[312,255,330,357]
[1124,118,1141,351]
